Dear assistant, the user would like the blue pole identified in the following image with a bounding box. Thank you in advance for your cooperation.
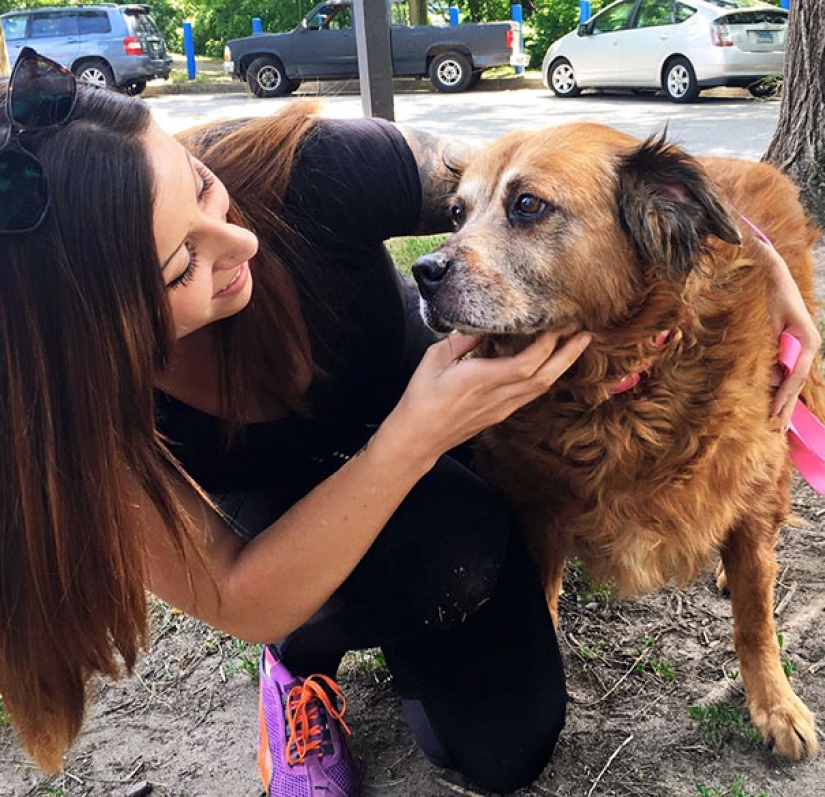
[511,3,523,75]
[182,21,196,80]
[580,1,592,22]
[252,17,263,34]
[449,7,459,25]
[779,0,790,8]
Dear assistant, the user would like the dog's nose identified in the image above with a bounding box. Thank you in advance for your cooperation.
[412,254,451,301]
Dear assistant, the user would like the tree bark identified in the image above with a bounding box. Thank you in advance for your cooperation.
[408,0,428,26]
[764,0,825,228]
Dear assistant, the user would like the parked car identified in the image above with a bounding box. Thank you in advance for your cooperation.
[541,0,787,103]
[225,0,526,97]
[0,3,172,95]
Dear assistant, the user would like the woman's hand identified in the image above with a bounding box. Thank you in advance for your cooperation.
[379,327,592,468]
[763,242,822,430]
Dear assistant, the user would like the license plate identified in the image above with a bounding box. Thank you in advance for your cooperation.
[510,53,530,67]
[755,31,774,43]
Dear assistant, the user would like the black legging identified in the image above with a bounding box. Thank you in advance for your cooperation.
[220,454,567,794]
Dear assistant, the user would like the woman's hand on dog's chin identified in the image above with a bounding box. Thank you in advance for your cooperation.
[378,327,592,470]
[762,242,822,430]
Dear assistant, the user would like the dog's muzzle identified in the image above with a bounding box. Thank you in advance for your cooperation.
[411,253,451,301]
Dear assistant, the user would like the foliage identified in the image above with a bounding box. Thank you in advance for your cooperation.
[695,773,768,797]
[688,703,761,750]
[385,234,446,275]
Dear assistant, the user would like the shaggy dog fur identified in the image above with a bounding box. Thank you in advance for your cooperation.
[412,122,825,761]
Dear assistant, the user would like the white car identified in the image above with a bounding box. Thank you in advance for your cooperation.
[541,0,787,103]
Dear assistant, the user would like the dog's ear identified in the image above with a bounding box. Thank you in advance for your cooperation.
[617,133,742,276]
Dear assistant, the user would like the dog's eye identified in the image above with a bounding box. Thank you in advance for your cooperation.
[450,203,466,228]
[515,194,547,218]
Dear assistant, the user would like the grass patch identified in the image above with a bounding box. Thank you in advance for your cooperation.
[695,772,767,797]
[385,234,446,275]
[688,703,760,750]
[226,639,263,680]
[634,634,676,680]
[349,648,392,684]
[0,697,10,725]
[564,557,614,608]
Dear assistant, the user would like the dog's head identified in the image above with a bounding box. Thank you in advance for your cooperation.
[412,123,741,336]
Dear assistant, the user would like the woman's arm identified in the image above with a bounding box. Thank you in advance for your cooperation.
[395,126,476,235]
[143,327,592,643]
[761,240,822,430]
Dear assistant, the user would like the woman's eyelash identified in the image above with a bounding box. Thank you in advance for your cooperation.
[197,169,215,201]
[168,246,198,290]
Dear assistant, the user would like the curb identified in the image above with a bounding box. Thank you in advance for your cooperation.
[142,73,545,98]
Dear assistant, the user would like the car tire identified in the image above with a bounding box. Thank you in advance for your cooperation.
[469,70,483,88]
[73,59,115,90]
[123,80,147,96]
[663,57,699,103]
[548,58,581,98]
[429,51,472,93]
[246,57,295,98]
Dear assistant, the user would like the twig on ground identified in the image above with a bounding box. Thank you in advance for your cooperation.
[581,647,650,707]
[584,734,634,797]
[775,581,798,616]
[434,776,490,796]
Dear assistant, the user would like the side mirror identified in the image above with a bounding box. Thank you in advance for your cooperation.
[577,22,591,36]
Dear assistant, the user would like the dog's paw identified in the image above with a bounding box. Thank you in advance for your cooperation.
[751,695,818,761]
[714,560,729,595]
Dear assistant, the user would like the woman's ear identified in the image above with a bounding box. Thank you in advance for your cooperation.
[617,133,742,276]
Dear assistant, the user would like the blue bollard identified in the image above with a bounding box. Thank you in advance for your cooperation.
[182,21,196,80]
[449,7,459,25]
[580,0,592,22]
[252,17,262,34]
[511,3,524,75]
[779,0,790,8]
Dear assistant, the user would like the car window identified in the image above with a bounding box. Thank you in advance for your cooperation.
[675,3,697,22]
[125,11,161,36]
[591,1,637,34]
[704,0,764,7]
[635,0,674,28]
[77,10,111,35]
[30,12,77,39]
[1,15,28,41]
[320,6,352,30]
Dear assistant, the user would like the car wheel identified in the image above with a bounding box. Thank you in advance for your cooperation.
[663,57,699,103]
[123,80,147,96]
[246,57,294,98]
[548,58,581,98]
[748,79,780,98]
[429,51,472,93]
[469,70,483,88]
[73,59,114,90]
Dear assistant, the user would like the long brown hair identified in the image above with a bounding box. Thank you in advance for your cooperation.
[179,102,319,431]
[0,88,316,770]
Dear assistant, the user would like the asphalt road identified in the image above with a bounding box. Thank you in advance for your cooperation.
[147,85,780,161]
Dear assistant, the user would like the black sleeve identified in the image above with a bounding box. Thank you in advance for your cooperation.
[284,117,423,247]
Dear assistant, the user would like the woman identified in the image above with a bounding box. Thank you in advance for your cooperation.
[0,50,817,796]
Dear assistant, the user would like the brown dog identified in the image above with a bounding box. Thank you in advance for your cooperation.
[412,122,824,761]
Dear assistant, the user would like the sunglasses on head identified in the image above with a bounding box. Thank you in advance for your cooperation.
[0,47,77,234]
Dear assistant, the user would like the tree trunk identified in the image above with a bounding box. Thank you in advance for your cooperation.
[764,1,825,228]
[408,0,428,26]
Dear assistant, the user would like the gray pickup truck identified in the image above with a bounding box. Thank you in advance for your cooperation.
[224,0,525,97]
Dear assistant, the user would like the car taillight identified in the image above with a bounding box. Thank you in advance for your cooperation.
[711,20,733,47]
[506,29,514,49]
[124,36,144,55]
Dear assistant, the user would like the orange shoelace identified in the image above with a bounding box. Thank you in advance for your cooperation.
[284,674,351,765]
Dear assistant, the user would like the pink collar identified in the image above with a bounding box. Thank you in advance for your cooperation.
[608,331,672,395]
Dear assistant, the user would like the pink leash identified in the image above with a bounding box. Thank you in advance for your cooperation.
[778,332,825,494]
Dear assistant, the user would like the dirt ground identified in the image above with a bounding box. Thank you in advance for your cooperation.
[3,246,825,797]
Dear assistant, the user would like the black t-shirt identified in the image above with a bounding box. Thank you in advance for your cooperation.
[156,117,437,518]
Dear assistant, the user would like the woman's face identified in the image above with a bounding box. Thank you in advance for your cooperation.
[146,123,259,339]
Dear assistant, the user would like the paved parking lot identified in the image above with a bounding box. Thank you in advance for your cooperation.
[147,84,780,161]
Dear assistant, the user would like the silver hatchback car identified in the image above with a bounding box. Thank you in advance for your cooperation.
[0,3,172,95]
[542,0,787,103]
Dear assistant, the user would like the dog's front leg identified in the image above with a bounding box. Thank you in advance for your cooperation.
[520,515,571,630]
[721,517,818,761]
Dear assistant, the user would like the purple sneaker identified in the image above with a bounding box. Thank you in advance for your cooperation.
[258,647,359,797]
